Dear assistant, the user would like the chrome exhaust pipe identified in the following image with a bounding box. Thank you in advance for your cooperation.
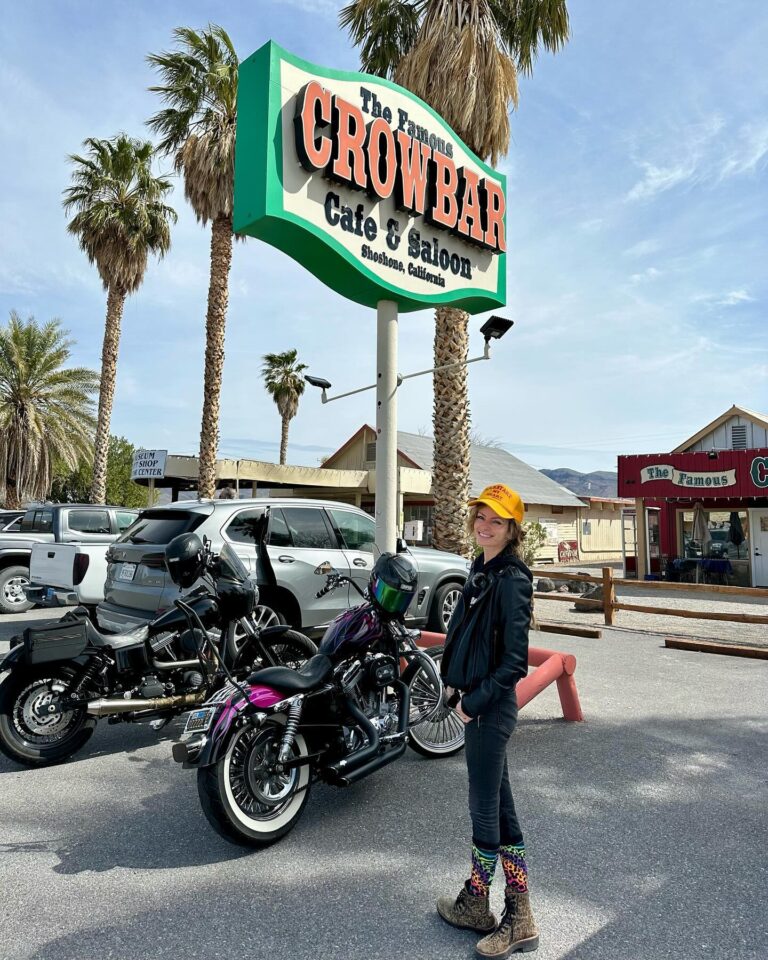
[86,691,206,717]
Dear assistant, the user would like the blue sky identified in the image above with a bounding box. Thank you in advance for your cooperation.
[1,0,766,475]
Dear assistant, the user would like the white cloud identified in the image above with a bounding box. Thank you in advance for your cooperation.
[629,267,661,284]
[692,289,756,307]
[623,238,661,258]
[626,115,768,202]
[626,161,697,201]
[719,122,768,179]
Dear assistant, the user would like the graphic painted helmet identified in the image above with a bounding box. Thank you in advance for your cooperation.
[319,604,384,655]
[369,552,418,617]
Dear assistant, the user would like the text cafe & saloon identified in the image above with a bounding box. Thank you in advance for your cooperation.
[618,449,768,587]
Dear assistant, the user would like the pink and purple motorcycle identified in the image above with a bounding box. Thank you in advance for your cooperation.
[172,551,465,847]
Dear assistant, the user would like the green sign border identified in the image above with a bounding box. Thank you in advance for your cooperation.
[234,41,507,314]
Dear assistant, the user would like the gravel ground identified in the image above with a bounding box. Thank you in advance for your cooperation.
[533,564,768,647]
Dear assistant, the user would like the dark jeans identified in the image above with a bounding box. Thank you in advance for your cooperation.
[464,690,523,850]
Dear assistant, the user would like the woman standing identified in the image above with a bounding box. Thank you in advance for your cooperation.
[437,483,538,957]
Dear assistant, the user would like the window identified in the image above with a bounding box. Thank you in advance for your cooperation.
[116,511,138,532]
[2,516,21,533]
[551,505,564,515]
[68,510,110,535]
[225,508,267,545]
[20,510,53,534]
[680,509,749,561]
[329,508,375,553]
[281,507,336,549]
[365,441,376,462]
[116,510,206,545]
[267,509,291,547]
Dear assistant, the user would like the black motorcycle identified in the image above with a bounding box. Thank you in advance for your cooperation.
[0,536,316,767]
[172,550,466,848]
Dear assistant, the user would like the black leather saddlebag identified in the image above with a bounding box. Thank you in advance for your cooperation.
[23,619,89,664]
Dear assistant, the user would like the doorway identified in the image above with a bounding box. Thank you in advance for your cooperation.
[748,508,768,587]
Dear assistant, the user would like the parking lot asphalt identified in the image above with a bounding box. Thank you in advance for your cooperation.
[1,615,766,960]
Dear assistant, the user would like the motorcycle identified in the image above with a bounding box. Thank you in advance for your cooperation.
[172,550,466,848]
[0,536,316,767]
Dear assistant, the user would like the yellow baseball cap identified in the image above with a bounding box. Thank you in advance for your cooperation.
[468,484,525,524]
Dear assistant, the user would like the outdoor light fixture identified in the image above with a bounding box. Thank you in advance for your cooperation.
[707,449,719,460]
[480,315,514,342]
[306,316,513,404]
[304,374,333,403]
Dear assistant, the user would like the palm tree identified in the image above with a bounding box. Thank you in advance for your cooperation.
[262,350,308,465]
[341,0,570,554]
[63,135,176,504]
[147,25,239,499]
[0,312,99,508]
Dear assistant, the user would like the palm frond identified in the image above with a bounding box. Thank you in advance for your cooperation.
[340,0,423,78]
[0,312,98,504]
[489,0,570,75]
[396,0,518,163]
[63,134,177,294]
[147,24,238,223]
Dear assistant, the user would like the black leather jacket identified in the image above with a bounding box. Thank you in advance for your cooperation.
[440,552,533,718]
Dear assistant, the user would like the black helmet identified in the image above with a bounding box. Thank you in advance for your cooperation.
[369,552,418,616]
[165,533,205,588]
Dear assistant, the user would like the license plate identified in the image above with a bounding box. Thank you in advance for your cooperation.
[184,707,217,735]
[117,562,136,582]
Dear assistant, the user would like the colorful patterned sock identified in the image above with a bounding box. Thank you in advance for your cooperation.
[499,843,528,892]
[468,844,498,897]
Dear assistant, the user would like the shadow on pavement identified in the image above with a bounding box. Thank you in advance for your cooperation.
[16,708,768,960]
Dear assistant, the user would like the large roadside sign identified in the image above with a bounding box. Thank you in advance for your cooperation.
[130,449,167,481]
[233,41,506,313]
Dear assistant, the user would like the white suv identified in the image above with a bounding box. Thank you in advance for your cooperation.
[97,498,469,635]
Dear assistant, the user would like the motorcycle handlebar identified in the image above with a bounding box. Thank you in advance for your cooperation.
[315,573,367,599]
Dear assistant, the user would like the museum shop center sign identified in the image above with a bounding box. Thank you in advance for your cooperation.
[233,42,506,313]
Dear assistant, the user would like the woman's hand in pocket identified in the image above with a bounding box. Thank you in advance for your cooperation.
[455,699,473,724]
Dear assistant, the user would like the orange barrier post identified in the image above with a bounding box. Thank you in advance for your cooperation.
[418,632,584,722]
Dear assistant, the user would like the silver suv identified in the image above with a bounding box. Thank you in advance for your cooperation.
[96,498,469,635]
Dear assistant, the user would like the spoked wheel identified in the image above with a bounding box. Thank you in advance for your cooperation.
[260,630,317,669]
[197,717,311,847]
[0,667,95,766]
[407,645,465,758]
[228,623,317,670]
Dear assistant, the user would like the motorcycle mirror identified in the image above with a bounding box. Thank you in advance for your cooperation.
[396,538,409,554]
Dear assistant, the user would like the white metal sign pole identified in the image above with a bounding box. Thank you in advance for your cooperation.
[375,299,399,553]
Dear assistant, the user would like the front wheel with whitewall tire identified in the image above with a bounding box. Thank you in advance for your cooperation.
[0,565,33,614]
[427,582,463,633]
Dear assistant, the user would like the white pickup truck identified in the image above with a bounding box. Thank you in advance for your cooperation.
[0,504,139,614]
[27,541,116,613]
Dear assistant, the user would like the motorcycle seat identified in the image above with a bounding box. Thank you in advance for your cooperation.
[248,653,333,693]
[83,618,150,649]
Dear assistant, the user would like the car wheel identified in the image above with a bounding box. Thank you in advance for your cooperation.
[251,604,286,630]
[0,566,33,614]
[427,582,463,634]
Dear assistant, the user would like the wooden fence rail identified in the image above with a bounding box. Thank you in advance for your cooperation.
[530,567,768,628]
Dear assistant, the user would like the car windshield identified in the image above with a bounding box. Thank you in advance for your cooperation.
[217,543,249,584]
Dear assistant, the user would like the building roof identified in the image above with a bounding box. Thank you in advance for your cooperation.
[672,404,768,453]
[396,431,585,509]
